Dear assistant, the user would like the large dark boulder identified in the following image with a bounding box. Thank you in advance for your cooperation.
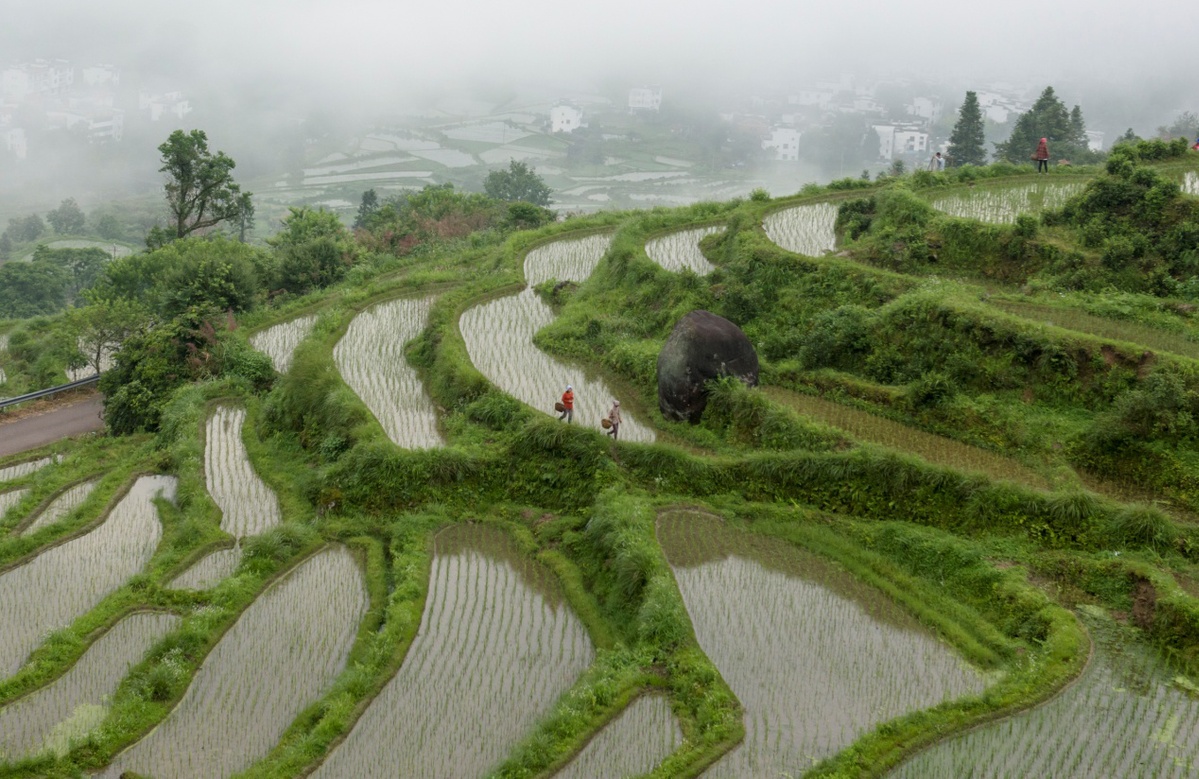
[657,310,759,423]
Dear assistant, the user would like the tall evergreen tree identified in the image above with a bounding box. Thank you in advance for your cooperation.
[994,86,1095,164]
[947,91,987,167]
[354,188,379,229]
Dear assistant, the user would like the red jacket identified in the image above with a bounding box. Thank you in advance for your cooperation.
[1035,140,1049,160]
[561,390,574,410]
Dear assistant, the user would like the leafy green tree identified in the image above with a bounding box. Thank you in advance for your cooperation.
[32,245,107,303]
[154,129,253,243]
[354,188,378,229]
[994,86,1096,164]
[1115,128,1141,146]
[946,91,987,167]
[46,197,86,234]
[1156,111,1199,141]
[0,259,70,318]
[66,292,148,376]
[483,160,552,206]
[268,207,357,294]
[94,213,124,240]
[7,213,45,242]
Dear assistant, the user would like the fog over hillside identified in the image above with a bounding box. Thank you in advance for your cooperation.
[1,0,1196,220]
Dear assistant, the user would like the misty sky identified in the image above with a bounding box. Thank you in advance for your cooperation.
[4,0,1193,102]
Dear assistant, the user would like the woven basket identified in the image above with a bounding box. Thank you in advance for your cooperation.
[601,418,612,429]
[554,402,566,412]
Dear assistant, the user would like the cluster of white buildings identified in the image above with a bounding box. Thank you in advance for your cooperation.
[0,58,192,161]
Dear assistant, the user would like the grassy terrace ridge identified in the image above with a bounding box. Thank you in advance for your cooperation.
[2,144,1199,777]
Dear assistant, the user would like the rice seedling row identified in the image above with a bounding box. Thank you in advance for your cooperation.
[763,387,1048,490]
[206,404,282,538]
[645,226,723,275]
[249,314,318,374]
[311,524,594,779]
[927,181,1086,224]
[1183,171,1198,196]
[0,488,29,523]
[763,202,837,256]
[657,510,987,778]
[0,475,174,679]
[20,478,100,536]
[98,545,368,779]
[524,233,613,285]
[989,299,1199,360]
[0,611,179,761]
[888,608,1199,778]
[333,296,444,449]
[460,289,655,442]
[0,456,58,483]
[552,692,682,779]
[169,546,244,590]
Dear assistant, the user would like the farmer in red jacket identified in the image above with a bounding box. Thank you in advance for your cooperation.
[558,385,574,423]
[1034,137,1050,173]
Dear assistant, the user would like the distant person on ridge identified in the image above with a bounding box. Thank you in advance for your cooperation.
[606,400,621,440]
[558,385,574,423]
[928,151,944,171]
[1034,137,1050,173]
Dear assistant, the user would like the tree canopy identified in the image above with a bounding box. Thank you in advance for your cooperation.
[483,160,553,207]
[993,86,1095,165]
[152,129,253,246]
[946,91,987,167]
[46,197,86,234]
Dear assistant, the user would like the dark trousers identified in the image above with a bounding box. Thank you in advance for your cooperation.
[1037,159,1049,173]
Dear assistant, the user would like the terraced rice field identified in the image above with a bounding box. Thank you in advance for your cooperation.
[99,545,367,779]
[890,609,1199,778]
[170,546,243,590]
[461,291,655,442]
[311,524,594,778]
[1183,171,1198,196]
[645,226,723,274]
[763,202,837,256]
[249,314,318,373]
[928,181,1087,223]
[0,611,179,760]
[334,296,444,449]
[206,404,281,538]
[461,232,655,442]
[0,488,28,521]
[763,387,1049,490]
[552,693,682,779]
[524,233,613,285]
[0,456,58,483]
[0,475,173,678]
[657,510,987,778]
[20,478,99,536]
[989,299,1199,360]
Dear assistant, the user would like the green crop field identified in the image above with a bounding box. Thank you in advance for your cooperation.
[2,140,1199,778]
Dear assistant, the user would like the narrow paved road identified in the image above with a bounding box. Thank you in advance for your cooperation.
[0,394,105,457]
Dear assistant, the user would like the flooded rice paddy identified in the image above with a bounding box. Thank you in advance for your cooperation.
[169,546,243,590]
[206,405,281,538]
[0,456,58,483]
[99,545,367,779]
[552,693,682,779]
[0,475,173,678]
[763,202,837,256]
[763,387,1049,490]
[20,478,99,536]
[311,524,594,778]
[644,226,723,275]
[461,290,655,442]
[249,314,318,373]
[1183,171,1199,196]
[333,296,444,449]
[524,233,613,285]
[657,510,987,778]
[928,181,1086,224]
[889,609,1199,778]
[0,488,29,522]
[0,611,179,761]
[461,232,655,442]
